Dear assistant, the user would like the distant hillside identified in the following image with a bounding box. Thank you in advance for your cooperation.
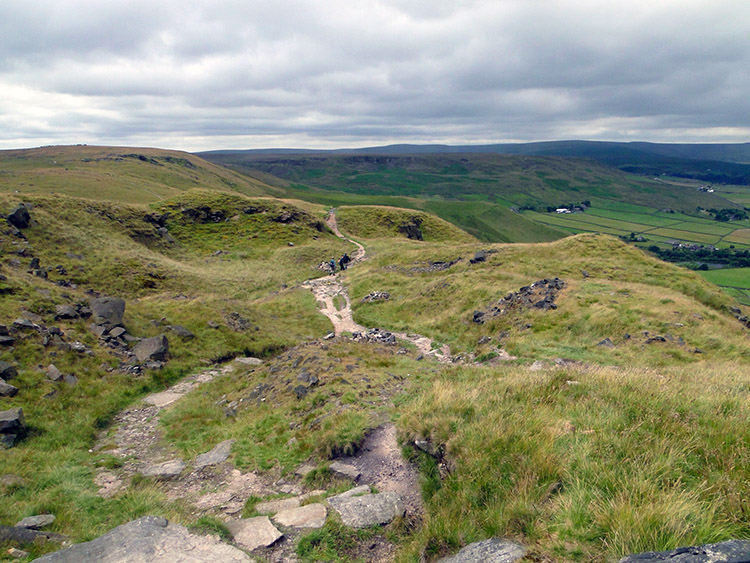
[198,151,735,212]
[201,141,750,185]
[0,145,281,204]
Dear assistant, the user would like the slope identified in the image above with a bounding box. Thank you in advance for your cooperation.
[0,145,282,204]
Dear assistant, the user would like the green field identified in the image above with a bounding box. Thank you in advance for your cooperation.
[699,267,750,305]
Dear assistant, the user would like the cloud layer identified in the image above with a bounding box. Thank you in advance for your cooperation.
[2,0,749,150]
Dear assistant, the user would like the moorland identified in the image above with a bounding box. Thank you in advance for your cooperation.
[0,144,749,562]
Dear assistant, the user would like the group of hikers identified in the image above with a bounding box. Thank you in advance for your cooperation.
[329,253,351,274]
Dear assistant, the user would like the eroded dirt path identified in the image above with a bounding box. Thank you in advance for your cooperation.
[306,211,453,362]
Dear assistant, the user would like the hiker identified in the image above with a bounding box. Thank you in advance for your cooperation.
[339,253,350,271]
[329,257,336,274]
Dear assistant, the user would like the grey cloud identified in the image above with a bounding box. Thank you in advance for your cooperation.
[1,0,750,149]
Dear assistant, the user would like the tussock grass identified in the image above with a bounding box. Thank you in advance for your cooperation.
[396,361,750,561]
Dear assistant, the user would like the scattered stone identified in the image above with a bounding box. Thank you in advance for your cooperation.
[351,327,396,344]
[473,278,566,323]
[46,364,64,382]
[142,459,185,480]
[295,463,316,477]
[329,461,361,481]
[469,250,488,264]
[63,374,78,386]
[581,269,590,278]
[293,385,310,399]
[54,305,79,320]
[132,334,169,363]
[31,515,252,562]
[167,325,194,339]
[329,490,404,528]
[226,517,283,551]
[618,539,750,563]
[437,538,525,563]
[0,335,14,346]
[194,439,235,470]
[90,324,108,338]
[362,291,390,303]
[7,204,31,229]
[646,335,667,343]
[0,408,26,449]
[323,332,335,340]
[272,503,327,529]
[414,439,440,457]
[225,312,252,332]
[0,380,18,397]
[597,338,614,348]
[108,327,126,339]
[90,296,126,327]
[0,525,66,547]
[0,361,18,381]
[15,514,55,530]
[12,318,37,331]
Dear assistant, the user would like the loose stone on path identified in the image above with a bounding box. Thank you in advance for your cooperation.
[328,487,405,528]
[194,439,234,470]
[436,539,525,563]
[226,517,283,551]
[272,503,327,528]
[142,459,185,480]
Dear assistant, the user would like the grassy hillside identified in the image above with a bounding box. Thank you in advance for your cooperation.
[2,152,750,563]
[0,145,281,204]
[200,152,735,212]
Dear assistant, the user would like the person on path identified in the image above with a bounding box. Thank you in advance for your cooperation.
[329,257,336,274]
[339,253,350,271]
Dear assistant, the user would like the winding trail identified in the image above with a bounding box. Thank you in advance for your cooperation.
[304,210,453,362]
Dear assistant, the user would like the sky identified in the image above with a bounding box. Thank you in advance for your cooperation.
[1,0,749,151]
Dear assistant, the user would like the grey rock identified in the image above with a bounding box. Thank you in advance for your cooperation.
[618,540,750,563]
[329,461,361,481]
[109,327,126,339]
[437,539,525,562]
[7,204,31,229]
[63,374,78,386]
[598,338,615,348]
[30,515,252,562]
[90,324,108,338]
[272,503,327,529]
[167,325,194,339]
[329,485,370,500]
[142,459,185,480]
[0,525,66,547]
[226,517,283,551]
[329,491,404,528]
[0,361,18,381]
[90,297,126,326]
[54,305,79,320]
[12,318,38,331]
[157,227,175,243]
[0,335,15,346]
[16,514,55,530]
[133,334,169,363]
[0,408,25,448]
[0,380,19,397]
[194,439,234,470]
[294,385,310,399]
[46,364,64,382]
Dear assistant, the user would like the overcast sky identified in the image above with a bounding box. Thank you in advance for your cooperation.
[1,0,749,151]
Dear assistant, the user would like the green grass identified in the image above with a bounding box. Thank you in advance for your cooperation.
[396,362,750,562]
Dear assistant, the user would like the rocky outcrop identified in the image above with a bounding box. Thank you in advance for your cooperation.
[31,515,252,562]
[7,204,31,229]
[618,539,750,563]
[473,278,566,324]
[0,408,26,448]
[362,291,390,303]
[0,360,18,381]
[398,217,424,240]
[351,328,397,344]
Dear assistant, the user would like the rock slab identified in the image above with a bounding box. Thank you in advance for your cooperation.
[618,540,750,563]
[142,460,185,480]
[226,517,283,551]
[272,503,327,529]
[437,539,525,562]
[328,490,404,528]
[16,514,55,530]
[0,408,26,448]
[194,439,234,470]
[31,515,252,562]
[329,461,361,481]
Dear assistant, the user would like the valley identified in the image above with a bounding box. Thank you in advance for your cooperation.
[0,145,749,562]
